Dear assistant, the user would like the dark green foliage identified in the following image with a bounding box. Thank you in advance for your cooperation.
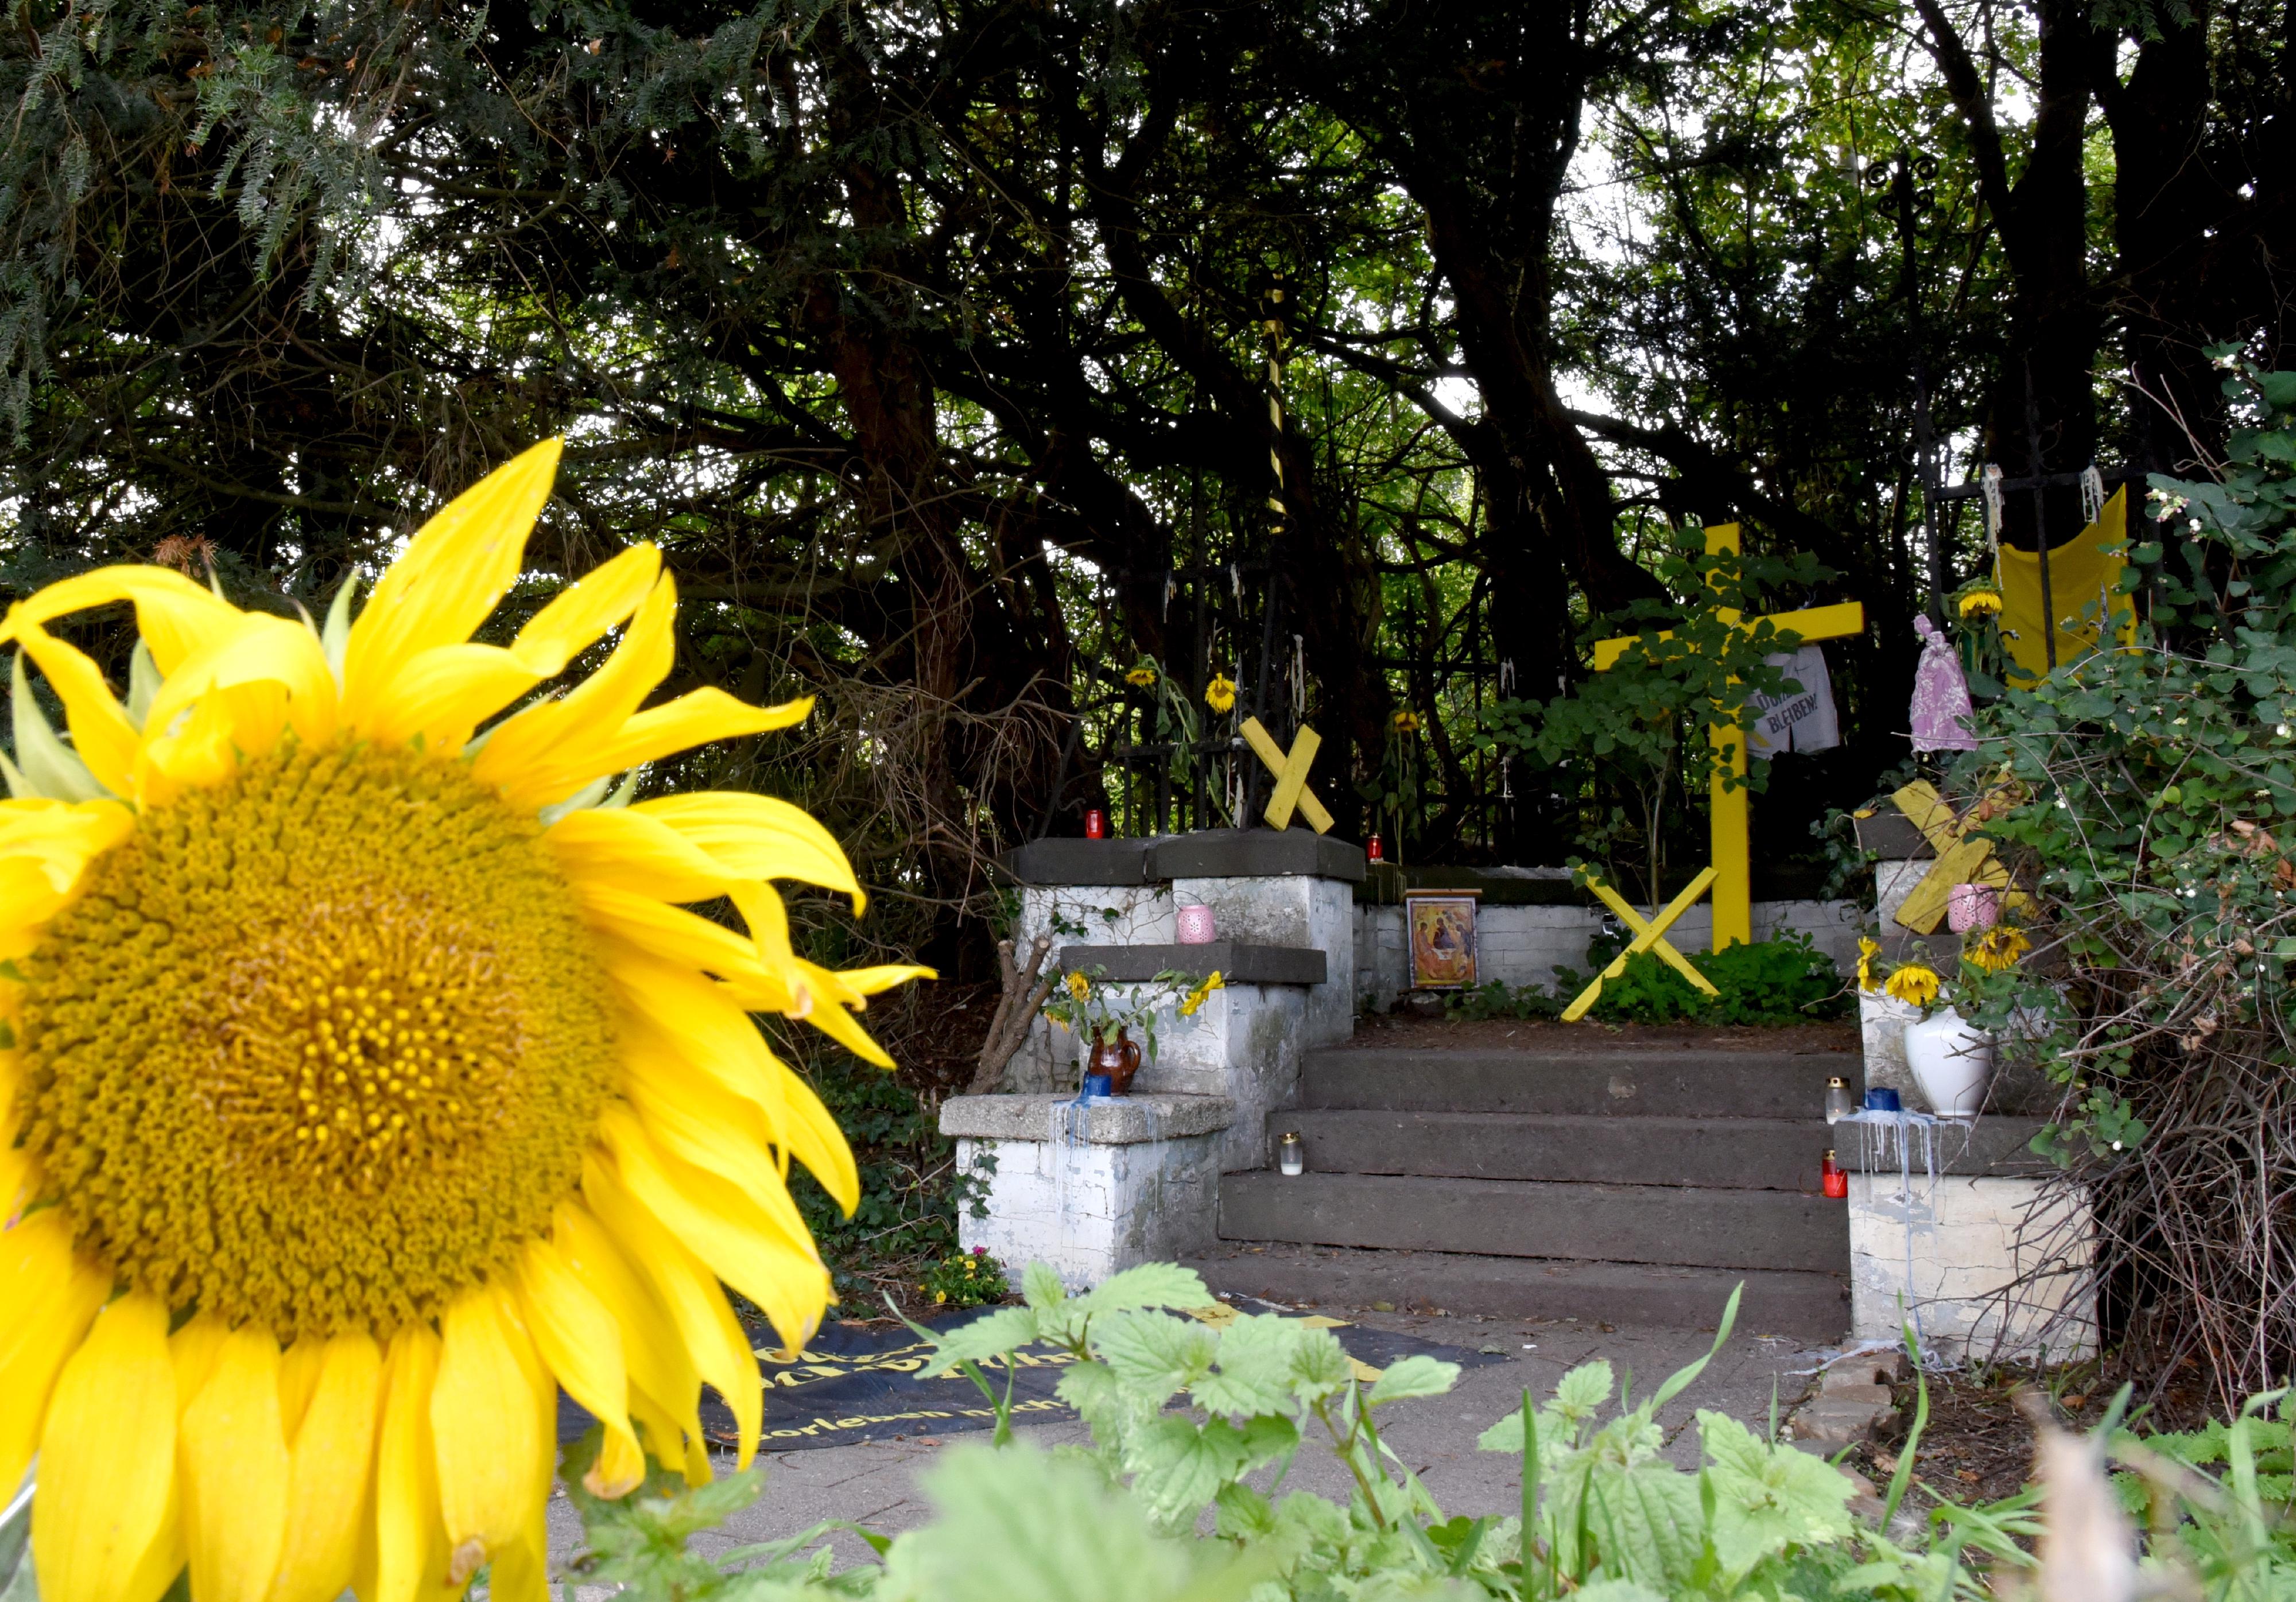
[1554,933,1848,1026]
[1446,980,1565,1021]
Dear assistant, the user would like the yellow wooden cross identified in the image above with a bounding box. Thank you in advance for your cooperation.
[1886,780,2025,934]
[1239,716,1334,833]
[1592,524,1864,951]
[1561,867,1720,1022]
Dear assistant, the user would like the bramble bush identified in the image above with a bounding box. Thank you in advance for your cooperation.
[559,1260,2296,1601]
[1925,359,2296,1399]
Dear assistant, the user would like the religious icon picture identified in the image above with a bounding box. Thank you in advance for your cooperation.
[1405,890,1480,990]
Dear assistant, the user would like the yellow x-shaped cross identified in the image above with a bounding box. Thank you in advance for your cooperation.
[1887,781,2026,934]
[1239,716,1334,833]
[1561,868,1721,1022]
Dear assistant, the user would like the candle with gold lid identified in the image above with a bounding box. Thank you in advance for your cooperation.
[1825,1076,1856,1124]
[1279,1131,1305,1176]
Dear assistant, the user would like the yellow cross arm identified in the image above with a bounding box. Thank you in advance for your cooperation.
[1591,601,1866,672]
[1239,717,1335,833]
[1561,866,1720,1021]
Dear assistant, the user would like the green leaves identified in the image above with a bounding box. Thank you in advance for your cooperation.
[1366,1353,1459,1406]
[1696,1410,1855,1579]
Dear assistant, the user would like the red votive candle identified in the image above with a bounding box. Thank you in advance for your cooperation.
[1821,1149,1848,1200]
[1084,808,1107,840]
[1367,833,1383,862]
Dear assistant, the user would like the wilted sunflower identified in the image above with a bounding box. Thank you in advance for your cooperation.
[1124,663,1159,688]
[1957,589,2003,619]
[1884,963,1942,1007]
[1391,710,1422,734]
[1204,674,1237,713]
[1065,969,1092,1002]
[1965,925,2033,973]
[1177,970,1226,1018]
[0,441,926,1602]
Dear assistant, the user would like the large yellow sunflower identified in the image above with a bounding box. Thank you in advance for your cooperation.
[0,441,926,1602]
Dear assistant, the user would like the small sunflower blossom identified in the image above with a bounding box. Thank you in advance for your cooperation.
[1966,925,2033,973]
[1204,674,1238,713]
[1124,664,1158,688]
[1856,936,1882,992]
[1065,969,1092,1002]
[1957,589,2004,618]
[0,440,929,1602]
[1391,710,1422,734]
[1885,964,1942,1007]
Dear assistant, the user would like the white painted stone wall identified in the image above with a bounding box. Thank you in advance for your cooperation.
[1848,1173,2098,1362]
[1172,874,1354,1048]
[1353,897,1864,1009]
[945,1095,1232,1289]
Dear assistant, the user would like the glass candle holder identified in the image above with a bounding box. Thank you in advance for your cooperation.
[1825,1076,1856,1124]
[1821,1149,1848,1200]
[1278,1132,1305,1177]
[1084,808,1108,840]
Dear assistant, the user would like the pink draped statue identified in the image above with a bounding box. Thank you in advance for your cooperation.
[1910,615,1980,752]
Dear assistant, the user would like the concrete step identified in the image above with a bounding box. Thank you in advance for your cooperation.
[1190,1242,1848,1339]
[1220,1170,1850,1275]
[1270,1110,1833,1191]
[1297,1049,1861,1119]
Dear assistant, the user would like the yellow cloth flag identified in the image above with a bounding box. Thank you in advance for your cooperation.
[1995,484,2136,681]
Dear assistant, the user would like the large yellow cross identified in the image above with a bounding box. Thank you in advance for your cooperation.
[1239,716,1334,833]
[1592,525,1863,951]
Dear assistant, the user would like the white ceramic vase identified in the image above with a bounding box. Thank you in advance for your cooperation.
[1902,1007,1995,1120]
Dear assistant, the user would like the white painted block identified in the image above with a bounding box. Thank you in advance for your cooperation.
[1848,1174,2097,1362]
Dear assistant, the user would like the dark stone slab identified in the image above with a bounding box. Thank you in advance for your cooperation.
[1270,1110,1837,1192]
[1841,1115,2053,1177]
[1298,1048,1863,1120]
[1219,1170,1851,1275]
[1151,828,1367,883]
[998,836,1158,886]
[1855,812,1934,860]
[1058,940,1327,986]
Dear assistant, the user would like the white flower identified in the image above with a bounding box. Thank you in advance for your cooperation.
[2192,518,2205,531]
[2279,724,2291,738]
[2112,1140,2124,1151]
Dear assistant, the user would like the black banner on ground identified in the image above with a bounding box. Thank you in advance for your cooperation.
[560,1301,1510,1453]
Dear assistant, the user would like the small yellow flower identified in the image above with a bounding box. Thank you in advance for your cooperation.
[1391,709,1423,734]
[1065,969,1091,1002]
[1958,589,2004,618]
[1205,674,1238,713]
[1126,665,1158,688]
[935,1289,947,1304]
[1966,925,2032,973]
[1178,970,1227,1018]
[1885,964,1941,1007]
[1857,937,1882,992]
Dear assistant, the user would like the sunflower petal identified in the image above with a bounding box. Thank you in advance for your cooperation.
[632,792,864,910]
[605,956,794,1126]
[0,1211,108,1496]
[511,1237,645,1498]
[342,439,561,734]
[357,1322,446,1602]
[139,614,339,757]
[585,688,812,777]
[431,1288,546,1582]
[14,627,138,798]
[596,1108,829,1364]
[549,1198,704,1471]
[581,1150,773,1468]
[180,1325,292,1602]
[509,544,662,676]
[470,575,676,810]
[11,650,107,802]
[36,1290,183,1602]
[266,1332,381,1602]
[356,643,544,752]
[571,883,772,983]
[0,565,243,673]
[546,806,739,904]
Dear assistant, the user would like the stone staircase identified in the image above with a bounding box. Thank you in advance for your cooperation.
[1189,1045,1859,1337]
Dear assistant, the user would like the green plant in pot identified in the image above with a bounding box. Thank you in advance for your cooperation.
[1039,965,1224,1094]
